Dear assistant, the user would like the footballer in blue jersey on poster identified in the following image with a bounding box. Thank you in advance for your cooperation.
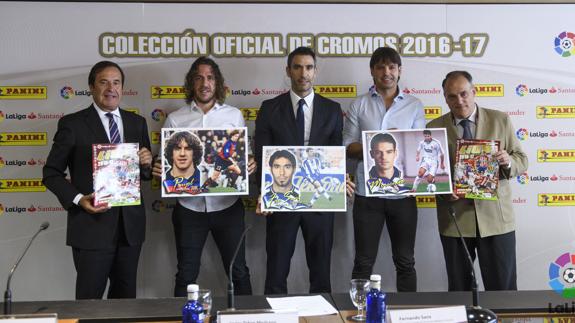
[301,148,333,206]
[261,146,347,212]
[262,149,310,210]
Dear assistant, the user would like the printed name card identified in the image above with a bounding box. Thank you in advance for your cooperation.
[217,309,298,323]
[0,314,57,323]
[388,306,467,323]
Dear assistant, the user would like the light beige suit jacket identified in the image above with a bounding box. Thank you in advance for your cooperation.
[427,107,528,238]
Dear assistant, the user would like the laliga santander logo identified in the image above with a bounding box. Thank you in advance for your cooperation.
[549,252,575,298]
[516,128,528,140]
[60,86,74,99]
[150,109,166,122]
[0,111,4,122]
[554,31,575,57]
[516,172,529,184]
[515,84,528,97]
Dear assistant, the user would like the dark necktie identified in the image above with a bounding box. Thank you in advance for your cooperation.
[296,99,305,145]
[459,118,473,140]
[106,112,121,144]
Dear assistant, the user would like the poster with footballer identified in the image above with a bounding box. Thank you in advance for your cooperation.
[362,128,453,197]
[160,127,249,197]
[454,139,500,200]
[92,143,141,207]
[261,146,347,212]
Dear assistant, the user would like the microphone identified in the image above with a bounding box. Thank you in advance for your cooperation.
[227,225,251,310]
[4,222,50,315]
[447,206,496,323]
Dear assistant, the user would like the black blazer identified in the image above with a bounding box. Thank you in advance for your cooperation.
[43,105,151,249]
[254,92,343,186]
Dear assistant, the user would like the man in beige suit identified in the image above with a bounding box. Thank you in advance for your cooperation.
[428,71,527,291]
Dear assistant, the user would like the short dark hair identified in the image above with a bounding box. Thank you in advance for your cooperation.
[164,131,203,167]
[88,61,125,87]
[269,149,297,169]
[287,47,316,68]
[423,130,432,136]
[184,56,226,105]
[370,132,397,150]
[370,47,402,69]
[442,70,473,90]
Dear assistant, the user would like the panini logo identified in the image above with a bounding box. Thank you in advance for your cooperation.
[474,84,504,97]
[124,108,140,115]
[424,106,442,120]
[313,85,356,98]
[538,194,575,206]
[537,106,575,119]
[0,179,45,192]
[151,131,160,144]
[151,86,185,99]
[240,108,259,121]
[416,195,436,208]
[0,86,47,100]
[0,132,47,146]
[538,150,575,162]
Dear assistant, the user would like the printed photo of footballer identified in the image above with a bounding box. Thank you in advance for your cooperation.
[261,146,346,212]
[161,127,249,197]
[361,128,453,197]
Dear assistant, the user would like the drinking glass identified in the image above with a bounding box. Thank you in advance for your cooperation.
[349,279,370,321]
[198,289,212,316]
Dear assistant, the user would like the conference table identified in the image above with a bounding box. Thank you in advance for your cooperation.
[1,290,569,322]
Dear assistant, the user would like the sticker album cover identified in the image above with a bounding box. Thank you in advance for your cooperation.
[92,143,141,207]
[454,139,500,200]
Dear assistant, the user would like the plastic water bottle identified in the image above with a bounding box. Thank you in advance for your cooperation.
[366,274,386,323]
[182,284,204,323]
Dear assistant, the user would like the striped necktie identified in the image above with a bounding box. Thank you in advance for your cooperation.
[106,112,121,144]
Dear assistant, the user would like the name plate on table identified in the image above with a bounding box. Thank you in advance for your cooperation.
[388,306,467,323]
[0,314,57,323]
[217,309,298,323]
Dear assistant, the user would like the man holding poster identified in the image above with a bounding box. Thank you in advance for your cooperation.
[428,71,527,291]
[255,47,343,294]
[152,57,253,297]
[43,61,153,299]
[343,47,425,292]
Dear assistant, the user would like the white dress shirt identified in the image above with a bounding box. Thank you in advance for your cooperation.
[94,102,124,143]
[289,90,314,146]
[74,103,125,205]
[343,86,426,197]
[453,104,478,139]
[163,101,245,212]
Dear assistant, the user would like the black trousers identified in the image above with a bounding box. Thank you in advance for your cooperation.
[351,195,418,292]
[440,230,517,291]
[172,199,252,297]
[264,211,334,294]
[72,213,141,300]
